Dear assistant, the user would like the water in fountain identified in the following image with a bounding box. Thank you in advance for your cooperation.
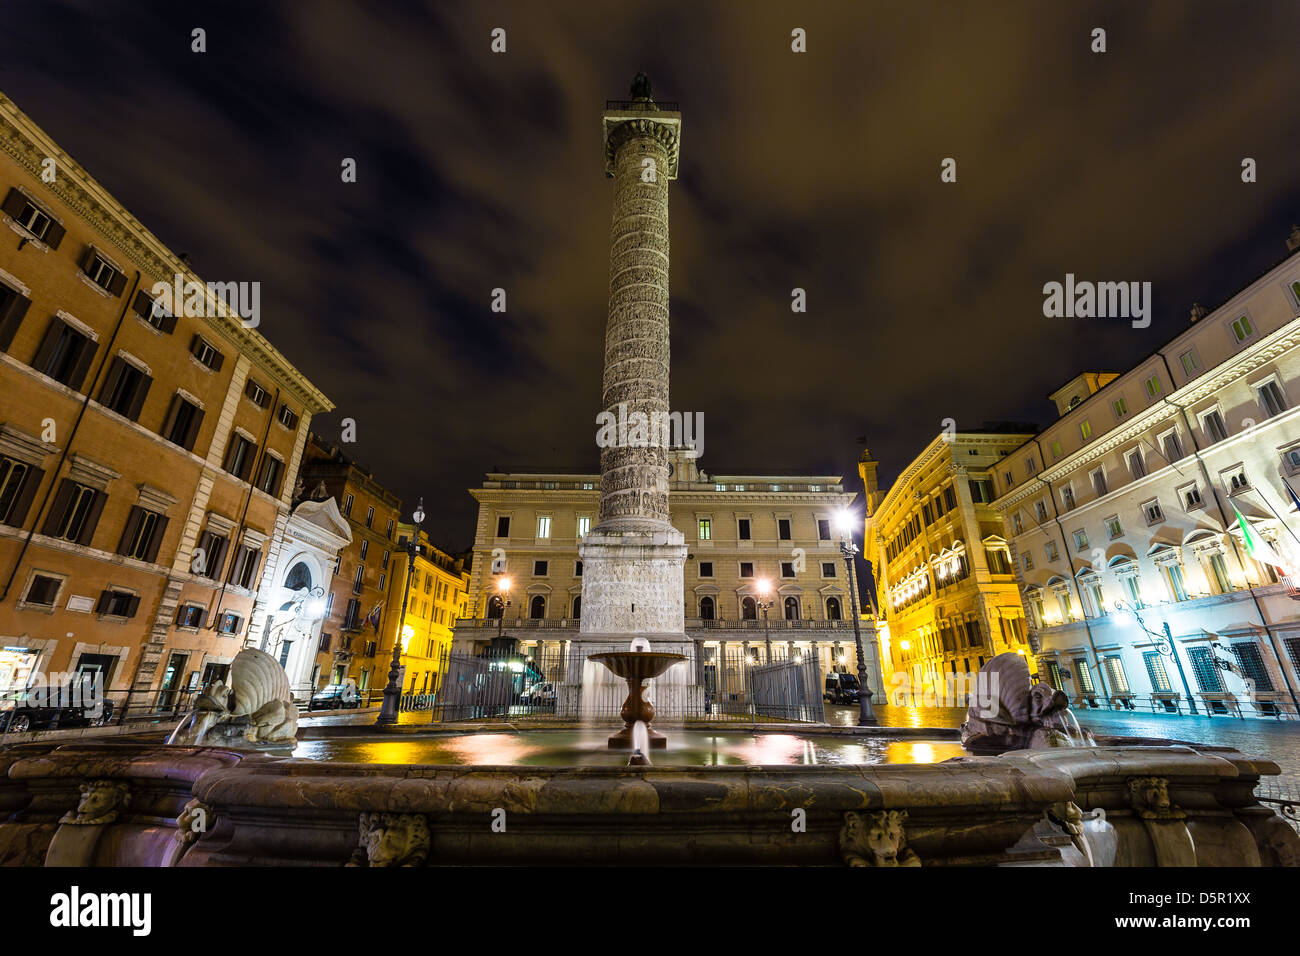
[166,709,218,746]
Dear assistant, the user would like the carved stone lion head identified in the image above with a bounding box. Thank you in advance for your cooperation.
[61,779,130,826]
[840,810,920,867]
[348,812,430,867]
[1126,776,1184,820]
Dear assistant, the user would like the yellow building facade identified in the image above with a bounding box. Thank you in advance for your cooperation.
[862,432,1036,702]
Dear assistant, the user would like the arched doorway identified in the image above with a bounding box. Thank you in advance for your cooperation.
[700,596,715,620]
[741,596,757,620]
[784,596,800,620]
[826,596,842,620]
[529,595,546,619]
[572,596,581,619]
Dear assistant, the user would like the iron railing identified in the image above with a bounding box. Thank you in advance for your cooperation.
[1256,774,1300,834]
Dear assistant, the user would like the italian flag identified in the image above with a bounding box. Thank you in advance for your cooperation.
[1234,505,1288,570]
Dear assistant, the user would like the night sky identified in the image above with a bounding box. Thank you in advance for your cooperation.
[4,1,1300,550]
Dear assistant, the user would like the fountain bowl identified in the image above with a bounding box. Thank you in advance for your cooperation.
[589,650,686,749]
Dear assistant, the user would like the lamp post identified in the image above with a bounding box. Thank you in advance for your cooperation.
[1115,600,1198,716]
[493,576,513,641]
[837,509,878,725]
[756,578,774,662]
[376,498,425,725]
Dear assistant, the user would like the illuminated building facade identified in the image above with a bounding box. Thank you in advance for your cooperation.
[863,433,1036,699]
[992,227,1300,718]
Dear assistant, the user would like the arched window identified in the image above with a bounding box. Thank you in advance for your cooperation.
[741,596,757,620]
[572,596,581,619]
[285,561,312,592]
[784,596,801,620]
[487,595,504,619]
[826,596,842,620]
[700,596,715,620]
[529,595,546,619]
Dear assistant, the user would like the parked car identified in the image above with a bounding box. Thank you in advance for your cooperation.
[309,680,360,711]
[520,681,556,708]
[0,687,114,732]
[824,672,860,705]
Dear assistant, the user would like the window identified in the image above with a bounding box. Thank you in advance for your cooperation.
[1144,375,1161,399]
[699,596,715,619]
[1,189,64,246]
[1025,457,1037,477]
[1231,643,1274,692]
[42,480,104,545]
[380,549,390,570]
[1143,651,1173,693]
[1035,500,1048,522]
[276,403,299,430]
[1061,486,1076,511]
[23,573,62,607]
[1080,420,1092,440]
[574,560,583,577]
[1163,562,1189,602]
[1143,499,1165,525]
[1127,450,1146,479]
[1012,513,1023,533]
[821,561,836,577]
[1227,469,1250,494]
[1091,469,1107,497]
[1045,541,1058,562]
[496,515,510,537]
[1023,553,1033,571]
[1207,552,1231,593]
[1179,349,1201,376]
[217,611,244,636]
[714,483,726,492]
[33,318,96,390]
[176,604,205,628]
[386,518,394,539]
[1201,409,1228,443]
[0,455,41,527]
[1102,656,1130,695]
[1284,448,1300,474]
[365,506,374,529]
[986,549,1012,574]
[161,394,204,451]
[1072,529,1089,552]
[698,518,712,540]
[1162,431,1183,462]
[1049,440,1062,459]
[1105,515,1123,539]
[817,518,831,540]
[189,334,224,371]
[341,494,354,518]
[1257,380,1287,418]
[98,356,152,421]
[778,518,791,540]
[943,485,957,510]
[699,561,713,577]
[577,515,591,537]
[968,479,993,503]
[244,378,270,408]
[741,597,757,620]
[529,595,546,619]
[0,281,33,353]
[1230,314,1254,343]
[533,560,548,576]
[1188,646,1224,692]
[1183,485,1203,509]
[116,506,167,562]
[352,565,364,593]
[1112,397,1129,418]
[781,561,796,578]
[195,527,229,579]
[359,539,369,561]
[254,454,284,497]
[231,545,261,589]
[82,250,126,295]
[739,562,754,578]
[826,596,842,620]
[737,518,751,540]
[784,596,801,620]
[223,433,256,481]
[1072,657,1095,694]
[537,515,551,538]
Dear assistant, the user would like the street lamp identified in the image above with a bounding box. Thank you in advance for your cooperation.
[377,498,425,725]
[756,578,774,662]
[494,575,513,640]
[836,508,878,725]
[1114,600,1198,716]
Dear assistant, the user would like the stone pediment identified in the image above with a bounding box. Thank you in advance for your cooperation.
[291,496,353,546]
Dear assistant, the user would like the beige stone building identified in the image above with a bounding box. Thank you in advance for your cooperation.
[993,227,1300,718]
[0,92,330,708]
[862,433,1036,700]
[455,450,880,690]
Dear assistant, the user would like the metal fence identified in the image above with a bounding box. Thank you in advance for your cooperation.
[404,642,826,724]
[1256,774,1300,835]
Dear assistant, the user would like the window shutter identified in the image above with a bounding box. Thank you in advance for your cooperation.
[160,395,182,441]
[98,356,126,407]
[143,515,168,563]
[41,478,75,536]
[95,590,112,614]
[0,188,26,219]
[125,595,140,618]
[182,405,205,451]
[43,221,64,250]
[80,246,97,274]
[189,333,203,358]
[107,270,127,297]
[131,290,152,319]
[125,372,151,422]
[116,505,144,556]
[160,310,177,334]
[175,606,188,626]
[197,607,208,628]
[66,334,96,393]
[31,318,65,374]
[208,537,229,580]
[6,464,43,528]
[210,348,224,372]
[0,290,31,352]
[76,489,107,546]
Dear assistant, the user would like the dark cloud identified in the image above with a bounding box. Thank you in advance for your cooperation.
[3,0,1299,548]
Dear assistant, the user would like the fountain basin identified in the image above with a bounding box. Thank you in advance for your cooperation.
[589,650,686,749]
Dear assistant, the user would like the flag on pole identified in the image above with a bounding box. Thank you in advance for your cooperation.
[1285,479,1300,515]
[366,603,383,631]
[1233,505,1288,570]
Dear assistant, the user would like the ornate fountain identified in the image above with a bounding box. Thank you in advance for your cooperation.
[589,649,685,749]
[960,652,1096,752]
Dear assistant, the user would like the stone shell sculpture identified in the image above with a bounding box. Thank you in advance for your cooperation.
[960,652,1094,752]
[167,647,297,747]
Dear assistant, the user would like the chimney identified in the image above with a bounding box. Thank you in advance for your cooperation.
[1288,225,1300,253]
[1190,302,1207,323]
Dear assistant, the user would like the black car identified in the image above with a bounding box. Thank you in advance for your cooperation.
[309,682,361,711]
[0,687,114,732]
[824,672,861,705]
